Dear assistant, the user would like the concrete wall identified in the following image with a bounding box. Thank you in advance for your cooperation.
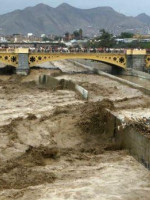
[97,70,150,96]
[39,75,60,89]
[39,75,76,90]
[39,75,88,100]
[104,111,150,170]
[115,118,150,169]
[121,68,150,80]
[75,85,88,100]
[126,55,146,71]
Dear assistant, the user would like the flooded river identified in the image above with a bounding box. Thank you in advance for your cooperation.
[0,62,150,199]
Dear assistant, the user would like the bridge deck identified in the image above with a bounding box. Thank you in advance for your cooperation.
[0,50,149,69]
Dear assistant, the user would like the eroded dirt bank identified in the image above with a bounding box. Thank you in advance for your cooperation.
[0,66,150,199]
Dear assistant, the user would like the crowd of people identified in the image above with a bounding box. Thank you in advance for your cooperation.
[28,46,127,53]
[0,46,148,54]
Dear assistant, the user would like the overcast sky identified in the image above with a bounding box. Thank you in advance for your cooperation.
[0,0,149,16]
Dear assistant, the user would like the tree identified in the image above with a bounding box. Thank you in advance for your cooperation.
[119,32,134,38]
[99,29,116,48]
[73,31,80,39]
[79,29,83,39]
[65,32,70,41]
[54,36,62,41]
[42,37,52,42]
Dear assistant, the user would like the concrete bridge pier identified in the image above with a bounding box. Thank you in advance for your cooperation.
[126,49,146,71]
[16,49,30,75]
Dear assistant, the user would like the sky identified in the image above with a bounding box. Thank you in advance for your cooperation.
[0,0,149,16]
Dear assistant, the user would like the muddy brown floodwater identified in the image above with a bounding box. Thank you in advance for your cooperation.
[117,75,150,90]
[0,62,150,200]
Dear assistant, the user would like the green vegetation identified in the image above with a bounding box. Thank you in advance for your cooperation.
[119,32,134,38]
[116,41,150,49]
[54,36,62,41]
[86,29,150,49]
[64,29,83,41]
[99,29,116,47]
[42,37,53,42]
[86,29,116,48]
[73,29,83,39]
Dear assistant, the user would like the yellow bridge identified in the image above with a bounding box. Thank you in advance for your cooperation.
[29,53,127,68]
[0,48,149,74]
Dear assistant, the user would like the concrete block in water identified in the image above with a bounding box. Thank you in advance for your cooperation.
[75,85,88,100]
[39,75,60,89]
[39,75,89,100]
[59,79,75,90]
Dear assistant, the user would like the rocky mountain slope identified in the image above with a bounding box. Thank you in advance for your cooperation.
[0,3,149,36]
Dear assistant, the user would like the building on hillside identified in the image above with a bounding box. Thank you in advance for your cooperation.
[13,34,26,42]
[27,33,42,42]
[41,34,46,38]
[115,38,138,43]
[27,33,33,38]
[0,37,7,42]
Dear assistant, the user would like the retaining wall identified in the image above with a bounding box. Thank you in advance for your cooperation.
[39,75,88,100]
[122,68,150,80]
[115,116,150,169]
[97,70,150,96]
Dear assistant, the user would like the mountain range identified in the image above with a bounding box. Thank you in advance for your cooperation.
[0,3,150,36]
